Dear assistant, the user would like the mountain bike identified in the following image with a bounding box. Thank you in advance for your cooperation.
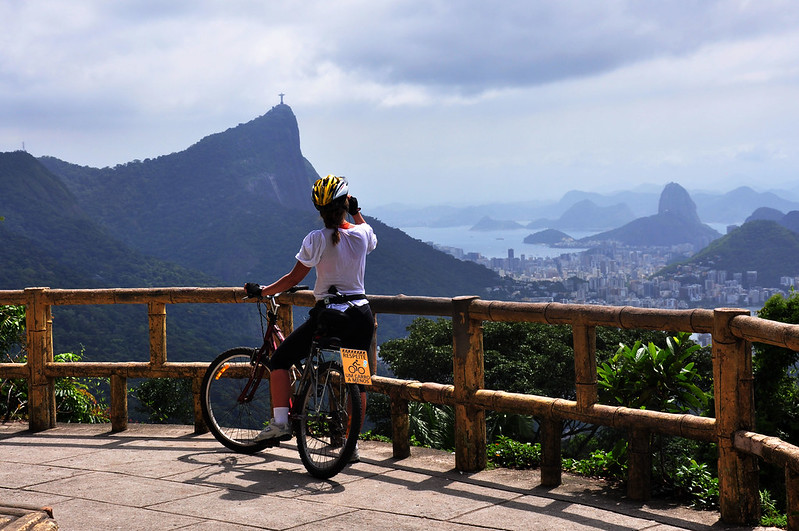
[200,285,363,479]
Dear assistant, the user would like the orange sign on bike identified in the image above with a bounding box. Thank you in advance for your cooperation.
[340,348,371,386]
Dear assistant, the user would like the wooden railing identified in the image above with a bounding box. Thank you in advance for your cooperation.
[1,286,798,527]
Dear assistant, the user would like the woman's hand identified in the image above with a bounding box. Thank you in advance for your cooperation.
[244,282,262,298]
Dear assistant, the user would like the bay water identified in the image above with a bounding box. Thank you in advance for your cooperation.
[398,222,736,260]
[397,225,593,259]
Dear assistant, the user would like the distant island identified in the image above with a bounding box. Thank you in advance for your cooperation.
[470,216,526,231]
[524,229,574,245]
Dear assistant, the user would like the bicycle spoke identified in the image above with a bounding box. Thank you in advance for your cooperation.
[295,360,361,479]
[201,348,274,453]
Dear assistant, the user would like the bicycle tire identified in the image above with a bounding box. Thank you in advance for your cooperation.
[200,347,275,454]
[294,360,362,479]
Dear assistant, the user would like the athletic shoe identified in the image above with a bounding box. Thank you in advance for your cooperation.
[253,422,291,442]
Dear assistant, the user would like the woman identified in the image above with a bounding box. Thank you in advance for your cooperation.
[244,174,377,451]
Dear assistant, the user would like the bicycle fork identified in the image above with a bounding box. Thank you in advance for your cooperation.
[236,363,266,404]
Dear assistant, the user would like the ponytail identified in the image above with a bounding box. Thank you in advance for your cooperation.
[320,201,348,246]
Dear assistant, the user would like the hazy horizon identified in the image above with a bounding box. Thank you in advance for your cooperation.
[3,1,797,206]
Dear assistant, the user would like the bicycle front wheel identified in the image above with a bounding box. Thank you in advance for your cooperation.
[294,360,362,479]
[201,347,274,454]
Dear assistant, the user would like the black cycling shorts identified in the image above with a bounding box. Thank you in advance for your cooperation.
[267,303,375,377]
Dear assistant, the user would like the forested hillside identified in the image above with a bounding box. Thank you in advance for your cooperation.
[659,220,799,287]
[0,150,254,361]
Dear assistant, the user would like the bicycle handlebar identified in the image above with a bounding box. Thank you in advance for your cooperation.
[243,285,310,301]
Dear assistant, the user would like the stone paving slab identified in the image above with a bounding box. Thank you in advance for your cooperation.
[0,422,779,530]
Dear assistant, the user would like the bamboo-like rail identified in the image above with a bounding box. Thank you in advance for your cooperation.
[1,286,798,527]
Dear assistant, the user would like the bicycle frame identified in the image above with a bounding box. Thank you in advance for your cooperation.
[290,345,338,414]
[237,296,286,405]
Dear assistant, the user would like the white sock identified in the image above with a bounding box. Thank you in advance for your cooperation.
[273,407,289,425]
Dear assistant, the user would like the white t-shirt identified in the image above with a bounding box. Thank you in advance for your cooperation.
[296,222,377,304]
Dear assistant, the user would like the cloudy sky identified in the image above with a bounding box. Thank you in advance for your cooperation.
[2,1,798,206]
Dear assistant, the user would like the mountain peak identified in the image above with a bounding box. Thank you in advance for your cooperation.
[579,182,719,250]
[658,182,700,223]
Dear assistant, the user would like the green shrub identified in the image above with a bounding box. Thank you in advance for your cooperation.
[1,350,109,423]
[563,448,627,479]
[360,430,391,443]
[672,457,718,510]
[759,490,788,528]
[597,332,710,414]
[488,436,541,469]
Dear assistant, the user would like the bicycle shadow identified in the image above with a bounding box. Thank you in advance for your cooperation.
[177,444,351,501]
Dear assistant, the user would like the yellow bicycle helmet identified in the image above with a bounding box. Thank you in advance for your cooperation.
[312,174,349,210]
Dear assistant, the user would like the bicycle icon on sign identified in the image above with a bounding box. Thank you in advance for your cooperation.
[348,358,366,375]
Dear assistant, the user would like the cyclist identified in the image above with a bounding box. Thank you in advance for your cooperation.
[244,174,376,454]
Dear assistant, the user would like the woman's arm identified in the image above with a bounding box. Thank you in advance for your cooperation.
[260,261,311,296]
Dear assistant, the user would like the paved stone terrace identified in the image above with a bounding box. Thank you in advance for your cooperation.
[0,423,778,530]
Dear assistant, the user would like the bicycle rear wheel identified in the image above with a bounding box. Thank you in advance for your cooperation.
[294,360,362,479]
[201,347,275,453]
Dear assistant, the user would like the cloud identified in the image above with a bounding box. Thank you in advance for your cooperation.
[1,0,798,203]
[313,0,799,93]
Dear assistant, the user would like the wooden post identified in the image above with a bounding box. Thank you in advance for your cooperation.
[276,302,294,336]
[193,377,208,434]
[25,287,55,431]
[369,314,378,377]
[110,374,128,432]
[391,396,411,459]
[713,308,760,525]
[452,296,486,472]
[572,324,597,410]
[148,302,167,365]
[45,303,56,424]
[787,467,799,531]
[540,418,562,487]
[627,429,651,500]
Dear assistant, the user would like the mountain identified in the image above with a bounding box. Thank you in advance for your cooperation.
[372,193,655,229]
[36,105,499,299]
[577,183,720,250]
[781,212,799,234]
[372,184,799,232]
[746,207,786,223]
[39,104,318,277]
[0,151,254,361]
[527,199,635,231]
[659,182,701,224]
[43,103,316,212]
[744,208,799,235]
[555,189,659,219]
[659,220,799,287]
[693,186,799,223]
